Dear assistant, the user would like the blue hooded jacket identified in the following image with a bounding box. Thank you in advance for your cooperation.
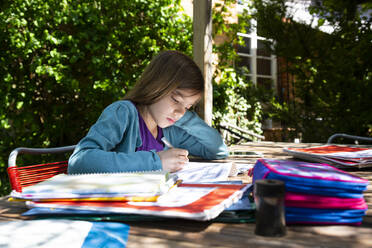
[68,100,228,174]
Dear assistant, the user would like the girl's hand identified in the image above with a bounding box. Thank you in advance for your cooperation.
[157,148,189,172]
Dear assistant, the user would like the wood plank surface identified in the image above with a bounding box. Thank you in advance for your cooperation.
[1,142,372,248]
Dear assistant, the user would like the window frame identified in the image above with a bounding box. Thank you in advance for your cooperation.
[236,20,277,91]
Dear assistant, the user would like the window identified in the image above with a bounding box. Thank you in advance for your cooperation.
[236,20,277,90]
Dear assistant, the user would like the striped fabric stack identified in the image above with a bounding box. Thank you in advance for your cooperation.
[251,159,369,225]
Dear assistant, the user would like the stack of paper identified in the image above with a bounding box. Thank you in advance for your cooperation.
[11,171,177,202]
[284,145,372,168]
[26,183,249,221]
[252,159,369,225]
[21,185,255,224]
[15,162,251,221]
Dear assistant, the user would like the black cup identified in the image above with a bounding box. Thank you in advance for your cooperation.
[254,179,286,237]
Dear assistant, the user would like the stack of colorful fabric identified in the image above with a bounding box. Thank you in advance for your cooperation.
[251,159,369,225]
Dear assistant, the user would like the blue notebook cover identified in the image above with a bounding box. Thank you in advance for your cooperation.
[0,219,129,248]
[286,207,366,224]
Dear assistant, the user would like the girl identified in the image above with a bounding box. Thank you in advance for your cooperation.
[68,50,228,174]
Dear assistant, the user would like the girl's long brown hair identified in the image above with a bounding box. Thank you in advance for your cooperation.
[124,50,204,106]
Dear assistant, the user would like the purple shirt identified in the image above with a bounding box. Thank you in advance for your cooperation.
[135,107,164,152]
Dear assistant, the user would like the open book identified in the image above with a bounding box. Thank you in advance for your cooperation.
[173,161,233,183]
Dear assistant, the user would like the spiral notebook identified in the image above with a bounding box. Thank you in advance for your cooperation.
[11,171,177,201]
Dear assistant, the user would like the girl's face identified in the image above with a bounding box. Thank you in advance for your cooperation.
[148,89,201,128]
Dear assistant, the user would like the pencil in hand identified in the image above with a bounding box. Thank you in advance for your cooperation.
[161,137,174,148]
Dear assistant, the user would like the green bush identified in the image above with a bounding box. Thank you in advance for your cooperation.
[252,0,372,142]
[212,0,265,145]
[213,68,265,144]
[0,0,265,196]
[0,0,193,195]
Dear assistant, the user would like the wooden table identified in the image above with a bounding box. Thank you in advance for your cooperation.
[1,142,372,248]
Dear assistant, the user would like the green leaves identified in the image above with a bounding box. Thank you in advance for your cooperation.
[0,0,193,195]
[252,0,372,142]
[0,0,270,195]
[211,0,264,145]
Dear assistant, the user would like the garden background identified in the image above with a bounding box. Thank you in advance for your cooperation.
[1,0,371,195]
